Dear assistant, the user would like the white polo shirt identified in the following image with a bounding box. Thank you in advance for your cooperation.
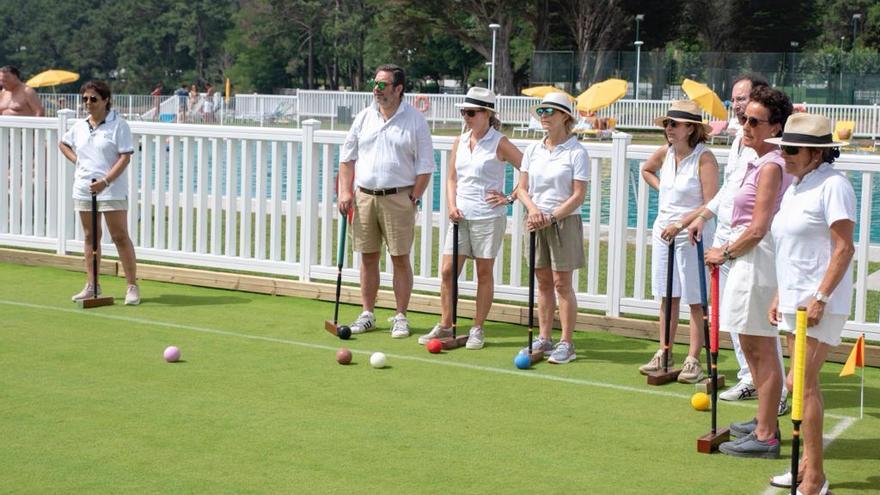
[340,101,435,190]
[62,110,134,201]
[771,163,856,315]
[706,129,757,245]
[521,135,590,216]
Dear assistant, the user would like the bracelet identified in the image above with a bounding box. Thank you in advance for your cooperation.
[101,177,111,187]
[722,247,735,261]
[697,212,709,221]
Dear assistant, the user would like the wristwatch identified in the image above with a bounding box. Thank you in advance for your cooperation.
[673,221,684,231]
[506,194,515,205]
[814,291,830,304]
[722,246,735,261]
[409,194,421,207]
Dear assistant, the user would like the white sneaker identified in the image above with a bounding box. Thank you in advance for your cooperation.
[418,324,453,345]
[124,285,140,305]
[71,283,100,302]
[719,379,758,401]
[677,356,705,383]
[349,311,376,334]
[638,349,674,375]
[389,313,410,338]
[465,326,484,350]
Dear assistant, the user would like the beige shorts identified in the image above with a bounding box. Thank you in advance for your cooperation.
[525,214,585,271]
[442,216,506,259]
[778,312,848,347]
[351,187,416,256]
[74,199,128,212]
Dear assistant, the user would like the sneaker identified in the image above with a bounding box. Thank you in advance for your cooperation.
[729,417,758,438]
[124,285,140,305]
[520,337,554,357]
[418,324,453,345]
[389,313,410,339]
[71,283,100,302]
[719,379,758,401]
[718,431,780,459]
[778,397,790,417]
[548,341,576,364]
[465,326,484,350]
[677,356,705,383]
[349,311,376,334]
[638,349,675,375]
[769,470,802,489]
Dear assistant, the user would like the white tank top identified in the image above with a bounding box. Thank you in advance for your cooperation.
[455,127,506,219]
[656,142,709,226]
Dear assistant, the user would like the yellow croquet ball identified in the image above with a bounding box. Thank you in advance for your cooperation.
[691,392,710,411]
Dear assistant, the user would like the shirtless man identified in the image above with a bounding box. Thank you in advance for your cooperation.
[0,66,45,116]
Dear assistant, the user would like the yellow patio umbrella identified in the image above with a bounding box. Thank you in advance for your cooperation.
[682,78,727,121]
[521,86,572,100]
[26,69,80,88]
[576,78,627,112]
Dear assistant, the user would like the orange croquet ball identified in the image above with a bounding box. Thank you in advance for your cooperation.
[427,338,443,354]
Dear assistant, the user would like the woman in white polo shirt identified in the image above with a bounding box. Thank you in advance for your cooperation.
[515,92,588,365]
[639,100,719,383]
[59,80,140,305]
[418,87,522,349]
[765,113,855,495]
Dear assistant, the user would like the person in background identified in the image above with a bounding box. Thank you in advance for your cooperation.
[150,82,163,121]
[0,66,45,116]
[639,100,719,383]
[174,84,188,122]
[204,83,215,122]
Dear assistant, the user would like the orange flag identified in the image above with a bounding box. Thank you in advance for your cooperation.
[839,334,865,377]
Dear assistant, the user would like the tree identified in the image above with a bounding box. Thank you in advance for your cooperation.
[556,0,629,88]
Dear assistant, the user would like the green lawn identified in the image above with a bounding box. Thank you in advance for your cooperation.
[1,262,878,494]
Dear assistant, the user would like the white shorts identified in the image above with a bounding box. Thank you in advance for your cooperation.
[74,199,128,212]
[651,221,714,306]
[778,313,848,347]
[721,226,778,337]
[442,216,506,259]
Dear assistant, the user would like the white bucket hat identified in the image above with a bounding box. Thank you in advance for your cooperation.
[765,113,847,148]
[454,87,497,112]
[528,92,575,120]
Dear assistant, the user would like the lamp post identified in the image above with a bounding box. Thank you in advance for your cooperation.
[634,14,644,101]
[790,41,799,91]
[488,23,500,93]
[852,13,862,51]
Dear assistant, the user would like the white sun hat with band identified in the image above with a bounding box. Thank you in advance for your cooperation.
[765,112,847,147]
[653,100,712,133]
[454,87,497,112]
[528,91,575,120]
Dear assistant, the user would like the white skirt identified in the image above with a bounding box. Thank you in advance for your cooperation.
[651,219,715,306]
[720,225,779,336]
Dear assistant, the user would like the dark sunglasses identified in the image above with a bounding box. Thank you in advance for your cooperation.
[460,109,485,117]
[781,145,802,155]
[82,95,101,103]
[744,116,769,127]
[369,80,389,91]
[535,107,556,116]
[662,119,681,128]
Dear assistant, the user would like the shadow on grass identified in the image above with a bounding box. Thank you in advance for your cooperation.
[829,475,880,492]
[139,294,251,307]
[825,438,880,461]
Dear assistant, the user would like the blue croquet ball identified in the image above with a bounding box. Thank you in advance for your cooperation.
[337,326,351,340]
[514,352,531,370]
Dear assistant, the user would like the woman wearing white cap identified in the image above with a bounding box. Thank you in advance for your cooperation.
[764,113,855,495]
[515,92,589,364]
[639,100,719,382]
[418,87,522,349]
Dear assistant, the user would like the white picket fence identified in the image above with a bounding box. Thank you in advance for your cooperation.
[0,114,877,341]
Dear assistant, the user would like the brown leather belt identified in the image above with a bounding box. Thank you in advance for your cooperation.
[359,186,405,196]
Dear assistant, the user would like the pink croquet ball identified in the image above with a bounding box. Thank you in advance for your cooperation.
[164,346,181,363]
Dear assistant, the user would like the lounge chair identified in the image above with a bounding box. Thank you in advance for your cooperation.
[708,120,730,145]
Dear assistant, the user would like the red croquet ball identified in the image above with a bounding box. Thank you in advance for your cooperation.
[336,348,352,365]
[427,338,443,354]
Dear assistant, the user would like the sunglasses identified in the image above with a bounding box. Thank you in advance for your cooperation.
[369,80,390,91]
[744,116,770,127]
[535,107,556,116]
[82,95,101,103]
[662,119,681,128]
[460,109,485,117]
[781,145,802,155]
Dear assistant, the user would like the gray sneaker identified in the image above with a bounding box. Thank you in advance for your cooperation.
[548,341,576,364]
[349,311,376,334]
[418,324,453,345]
[389,313,410,339]
[718,431,780,459]
[729,417,757,438]
[465,326,484,350]
[521,337,553,357]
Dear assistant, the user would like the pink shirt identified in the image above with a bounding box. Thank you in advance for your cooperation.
[731,149,792,228]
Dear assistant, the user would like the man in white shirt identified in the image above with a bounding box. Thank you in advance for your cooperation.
[337,64,435,338]
[689,75,789,414]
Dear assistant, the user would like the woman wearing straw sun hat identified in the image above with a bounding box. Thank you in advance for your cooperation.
[418,87,523,349]
[514,92,589,364]
[640,100,719,382]
[764,113,855,495]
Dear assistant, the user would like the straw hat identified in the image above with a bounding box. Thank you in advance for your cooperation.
[454,87,497,112]
[528,92,575,120]
[653,100,711,133]
[765,113,847,147]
